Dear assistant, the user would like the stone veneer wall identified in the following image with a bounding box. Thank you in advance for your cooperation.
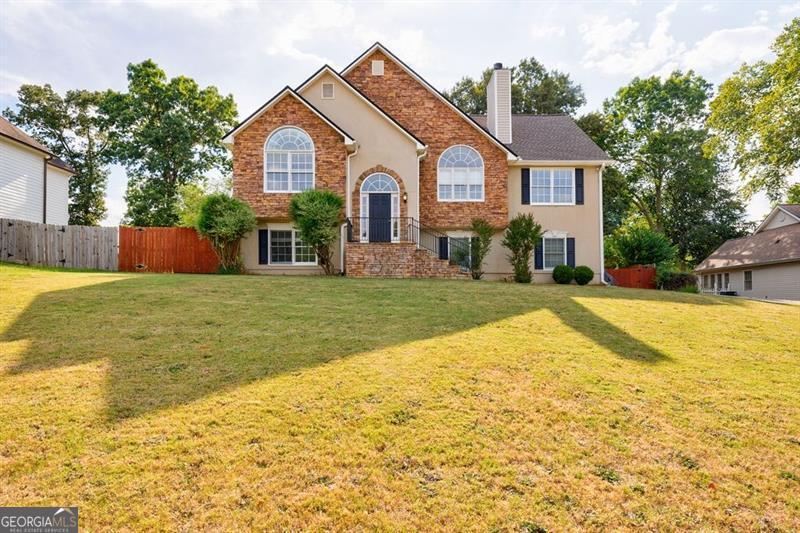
[345,50,509,229]
[232,95,348,219]
[345,243,467,278]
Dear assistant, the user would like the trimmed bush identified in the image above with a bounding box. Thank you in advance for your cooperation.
[289,190,344,275]
[468,218,494,280]
[501,214,543,283]
[574,265,594,285]
[552,264,574,284]
[196,194,257,274]
[605,226,676,268]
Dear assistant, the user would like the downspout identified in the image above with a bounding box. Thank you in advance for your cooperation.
[42,156,49,223]
[342,143,359,274]
[599,163,606,285]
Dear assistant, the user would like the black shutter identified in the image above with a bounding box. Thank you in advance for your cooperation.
[521,168,530,205]
[438,236,449,260]
[575,169,584,205]
[534,240,543,270]
[567,237,576,268]
[258,230,269,264]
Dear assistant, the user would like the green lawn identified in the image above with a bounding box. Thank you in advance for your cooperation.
[1,263,798,530]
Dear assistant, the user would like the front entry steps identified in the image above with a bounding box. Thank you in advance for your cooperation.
[345,242,468,279]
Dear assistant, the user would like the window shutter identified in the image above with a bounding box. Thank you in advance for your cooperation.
[258,230,269,264]
[567,237,576,267]
[438,236,449,260]
[521,168,530,205]
[534,240,543,270]
[575,169,584,205]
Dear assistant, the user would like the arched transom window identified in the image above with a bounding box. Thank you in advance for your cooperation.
[437,145,484,201]
[361,172,399,193]
[264,127,314,192]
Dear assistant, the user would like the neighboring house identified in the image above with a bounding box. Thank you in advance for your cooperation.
[0,116,74,225]
[695,204,800,301]
[224,43,612,280]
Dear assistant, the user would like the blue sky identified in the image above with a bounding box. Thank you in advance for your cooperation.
[2,0,798,225]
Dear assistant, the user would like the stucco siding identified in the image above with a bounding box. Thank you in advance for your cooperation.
[298,72,420,220]
[46,167,71,225]
[0,138,45,223]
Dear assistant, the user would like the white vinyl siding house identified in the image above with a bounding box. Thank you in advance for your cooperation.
[0,137,45,223]
[46,167,71,225]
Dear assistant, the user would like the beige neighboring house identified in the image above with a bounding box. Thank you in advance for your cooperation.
[0,116,74,225]
[694,204,800,301]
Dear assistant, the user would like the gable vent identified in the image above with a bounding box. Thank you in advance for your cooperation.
[322,82,334,99]
[371,60,384,76]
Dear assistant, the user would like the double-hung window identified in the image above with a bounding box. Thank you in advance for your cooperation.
[531,168,574,204]
[543,237,567,269]
[438,145,484,201]
[744,270,752,291]
[264,127,314,193]
[268,230,316,265]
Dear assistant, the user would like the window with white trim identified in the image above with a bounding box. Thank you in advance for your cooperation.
[543,237,567,269]
[321,83,334,99]
[264,127,314,193]
[531,168,575,204]
[269,230,316,265]
[371,60,384,76]
[438,145,484,201]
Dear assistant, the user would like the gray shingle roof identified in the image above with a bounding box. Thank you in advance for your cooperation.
[694,223,800,272]
[778,204,800,219]
[471,114,611,161]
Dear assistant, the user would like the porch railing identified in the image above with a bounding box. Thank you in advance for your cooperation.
[346,217,472,271]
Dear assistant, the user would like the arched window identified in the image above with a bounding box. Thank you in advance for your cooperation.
[264,127,314,192]
[437,145,484,201]
[361,172,399,193]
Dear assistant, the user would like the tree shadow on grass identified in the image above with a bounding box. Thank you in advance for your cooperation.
[1,275,728,421]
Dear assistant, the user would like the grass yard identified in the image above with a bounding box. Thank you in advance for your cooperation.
[1,263,799,530]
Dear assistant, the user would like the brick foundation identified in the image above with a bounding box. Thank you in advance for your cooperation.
[345,242,468,279]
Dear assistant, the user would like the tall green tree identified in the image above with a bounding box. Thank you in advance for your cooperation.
[786,183,800,204]
[575,112,632,235]
[103,60,237,226]
[708,18,800,201]
[600,71,749,265]
[444,57,585,115]
[3,85,112,225]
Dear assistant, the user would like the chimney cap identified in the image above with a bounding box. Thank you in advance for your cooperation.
[493,62,504,70]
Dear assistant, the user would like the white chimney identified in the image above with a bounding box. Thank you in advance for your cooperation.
[487,62,512,143]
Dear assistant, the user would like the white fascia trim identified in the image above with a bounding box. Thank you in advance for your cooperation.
[754,205,800,234]
[341,43,517,159]
[509,159,615,166]
[296,66,425,151]
[222,88,355,146]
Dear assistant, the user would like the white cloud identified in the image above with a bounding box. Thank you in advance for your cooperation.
[778,2,800,15]
[701,4,719,13]
[530,25,566,40]
[580,2,684,76]
[263,2,356,64]
[0,71,35,96]
[754,9,769,23]
[682,26,776,72]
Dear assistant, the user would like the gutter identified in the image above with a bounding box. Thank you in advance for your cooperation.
[342,143,359,274]
[599,163,606,285]
[43,156,48,223]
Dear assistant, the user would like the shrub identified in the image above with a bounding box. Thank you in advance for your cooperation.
[468,218,494,280]
[289,190,344,275]
[552,264,574,284]
[605,226,676,268]
[501,214,542,283]
[657,269,698,291]
[574,265,594,285]
[196,194,257,273]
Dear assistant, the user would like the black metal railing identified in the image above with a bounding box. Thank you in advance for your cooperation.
[346,217,473,271]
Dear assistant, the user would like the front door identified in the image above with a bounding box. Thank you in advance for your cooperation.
[368,193,391,242]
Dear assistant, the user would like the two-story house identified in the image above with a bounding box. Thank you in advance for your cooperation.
[223,43,612,281]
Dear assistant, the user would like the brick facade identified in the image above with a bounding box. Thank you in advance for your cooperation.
[232,94,348,220]
[345,242,467,278]
[344,51,509,229]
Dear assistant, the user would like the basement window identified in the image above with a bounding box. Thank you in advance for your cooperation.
[371,60,384,76]
[321,82,334,99]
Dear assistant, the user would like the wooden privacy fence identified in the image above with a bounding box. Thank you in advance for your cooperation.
[118,226,219,273]
[607,265,657,289]
[0,218,118,270]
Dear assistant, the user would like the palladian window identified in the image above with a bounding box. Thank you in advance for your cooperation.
[437,145,484,201]
[264,127,314,193]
